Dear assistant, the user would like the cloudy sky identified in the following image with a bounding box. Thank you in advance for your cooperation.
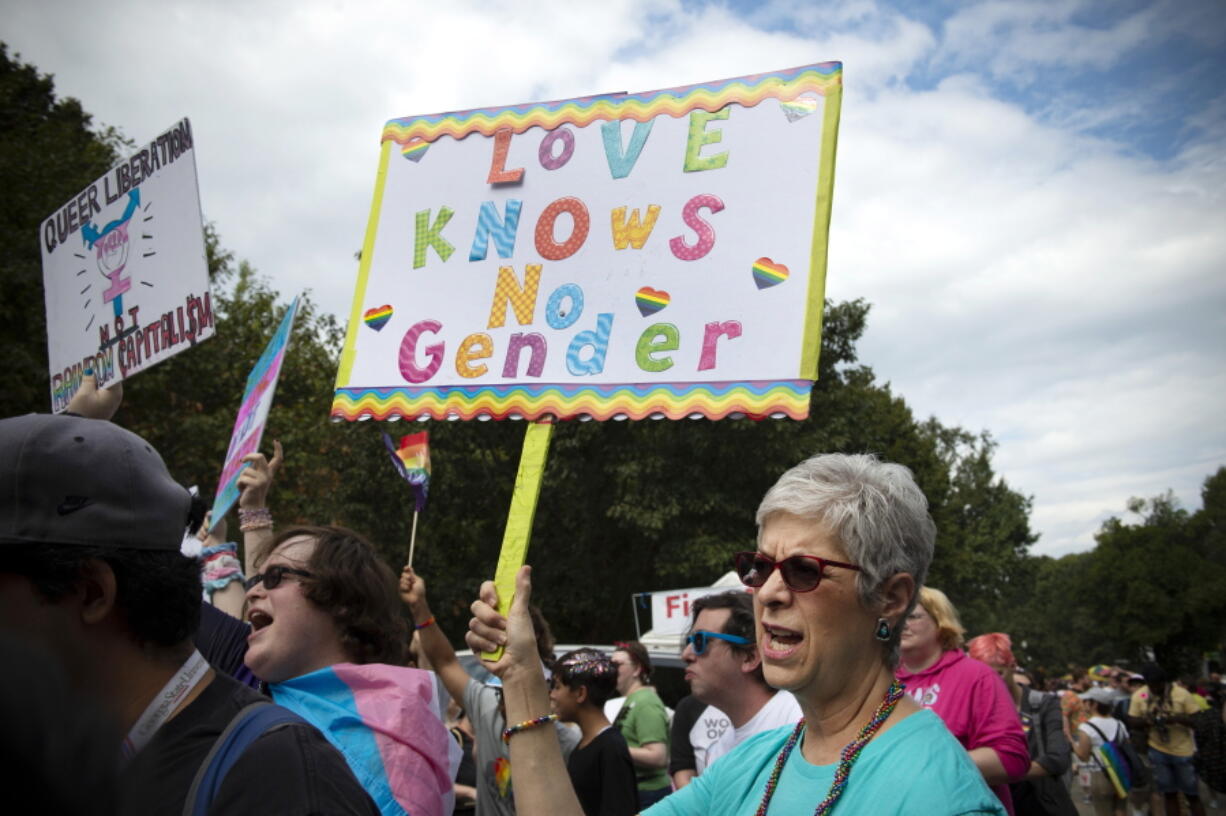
[9,0,1225,556]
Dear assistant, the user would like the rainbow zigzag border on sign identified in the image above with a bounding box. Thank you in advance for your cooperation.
[331,381,812,422]
[381,62,842,144]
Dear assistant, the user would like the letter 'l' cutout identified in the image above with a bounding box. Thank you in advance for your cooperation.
[601,119,654,180]
[487,128,524,184]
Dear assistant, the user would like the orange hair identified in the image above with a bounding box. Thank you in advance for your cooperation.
[967,632,1016,668]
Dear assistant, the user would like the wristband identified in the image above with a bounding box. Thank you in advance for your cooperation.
[415,616,436,630]
[502,714,558,744]
[238,507,273,532]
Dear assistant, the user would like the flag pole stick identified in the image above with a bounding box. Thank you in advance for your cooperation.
[408,510,420,568]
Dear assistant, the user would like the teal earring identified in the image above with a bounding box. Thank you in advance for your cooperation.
[874,618,891,641]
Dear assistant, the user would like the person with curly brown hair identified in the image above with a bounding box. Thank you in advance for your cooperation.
[242,524,458,816]
[238,456,459,816]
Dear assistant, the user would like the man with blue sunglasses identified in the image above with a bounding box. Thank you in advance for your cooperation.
[673,591,801,785]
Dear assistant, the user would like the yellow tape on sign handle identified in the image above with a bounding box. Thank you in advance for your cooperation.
[481,419,554,662]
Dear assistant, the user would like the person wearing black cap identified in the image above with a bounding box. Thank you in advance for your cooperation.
[0,398,379,815]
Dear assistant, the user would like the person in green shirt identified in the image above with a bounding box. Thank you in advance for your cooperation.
[611,641,671,808]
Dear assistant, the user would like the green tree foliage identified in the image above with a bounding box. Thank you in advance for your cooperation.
[1013,475,1226,677]
[921,422,1037,634]
[0,44,120,417]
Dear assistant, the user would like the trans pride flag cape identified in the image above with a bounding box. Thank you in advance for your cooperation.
[271,663,458,816]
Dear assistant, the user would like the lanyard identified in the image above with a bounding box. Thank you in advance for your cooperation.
[122,649,210,760]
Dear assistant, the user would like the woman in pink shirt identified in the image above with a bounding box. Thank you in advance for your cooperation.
[896,587,1030,815]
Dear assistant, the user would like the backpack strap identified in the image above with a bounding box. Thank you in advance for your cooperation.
[184,701,308,816]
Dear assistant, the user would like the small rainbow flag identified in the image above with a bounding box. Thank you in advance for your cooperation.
[383,431,430,512]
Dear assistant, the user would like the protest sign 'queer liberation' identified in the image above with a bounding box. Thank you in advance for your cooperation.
[41,118,212,412]
[333,64,842,422]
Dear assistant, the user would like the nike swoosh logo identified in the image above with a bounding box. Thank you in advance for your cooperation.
[57,496,92,515]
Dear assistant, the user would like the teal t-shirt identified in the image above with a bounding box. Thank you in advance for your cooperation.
[645,708,1003,816]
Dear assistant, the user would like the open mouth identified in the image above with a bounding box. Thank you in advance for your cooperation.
[762,623,802,656]
[248,609,274,635]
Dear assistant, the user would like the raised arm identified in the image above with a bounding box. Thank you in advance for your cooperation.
[399,567,476,707]
[236,439,282,575]
[198,512,245,619]
[466,567,585,816]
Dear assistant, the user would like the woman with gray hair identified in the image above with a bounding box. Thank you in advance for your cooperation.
[465,453,1004,815]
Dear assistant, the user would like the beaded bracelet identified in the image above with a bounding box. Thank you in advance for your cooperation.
[501,714,558,744]
[238,507,273,532]
[414,616,436,630]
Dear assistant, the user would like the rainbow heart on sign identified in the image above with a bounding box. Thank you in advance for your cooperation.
[635,287,671,316]
[364,305,394,331]
[402,140,429,162]
[780,96,819,122]
[752,258,790,289]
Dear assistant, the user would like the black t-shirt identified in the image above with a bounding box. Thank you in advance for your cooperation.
[567,726,638,816]
[668,694,706,776]
[120,670,379,815]
[194,602,258,687]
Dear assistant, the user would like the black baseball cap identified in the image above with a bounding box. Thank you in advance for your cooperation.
[0,414,193,550]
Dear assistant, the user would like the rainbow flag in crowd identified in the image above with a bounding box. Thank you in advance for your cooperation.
[270,663,458,816]
[382,431,430,512]
[1094,740,1134,798]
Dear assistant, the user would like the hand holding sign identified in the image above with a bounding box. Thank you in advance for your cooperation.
[466,565,539,683]
[64,370,123,420]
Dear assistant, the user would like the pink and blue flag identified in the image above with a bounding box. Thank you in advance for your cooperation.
[382,431,430,512]
[270,663,458,816]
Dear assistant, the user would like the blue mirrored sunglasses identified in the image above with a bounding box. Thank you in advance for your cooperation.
[686,629,752,655]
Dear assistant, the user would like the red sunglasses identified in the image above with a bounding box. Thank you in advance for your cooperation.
[733,551,861,593]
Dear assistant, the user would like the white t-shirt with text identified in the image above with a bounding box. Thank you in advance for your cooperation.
[691,690,802,774]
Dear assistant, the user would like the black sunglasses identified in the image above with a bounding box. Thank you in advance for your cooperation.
[244,564,314,592]
[686,629,753,655]
[733,551,861,593]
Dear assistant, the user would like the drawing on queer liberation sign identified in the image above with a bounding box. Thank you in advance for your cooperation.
[41,118,212,413]
[334,63,842,422]
[210,296,300,528]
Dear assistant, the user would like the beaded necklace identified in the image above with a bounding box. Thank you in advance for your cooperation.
[754,679,906,816]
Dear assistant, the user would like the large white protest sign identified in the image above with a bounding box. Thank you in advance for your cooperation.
[333,63,843,422]
[41,118,212,412]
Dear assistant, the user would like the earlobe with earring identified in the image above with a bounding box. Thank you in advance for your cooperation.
[874,618,891,641]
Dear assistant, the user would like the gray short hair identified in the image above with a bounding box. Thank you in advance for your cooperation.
[755,453,936,665]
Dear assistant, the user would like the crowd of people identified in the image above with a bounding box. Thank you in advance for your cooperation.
[1,375,1224,815]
